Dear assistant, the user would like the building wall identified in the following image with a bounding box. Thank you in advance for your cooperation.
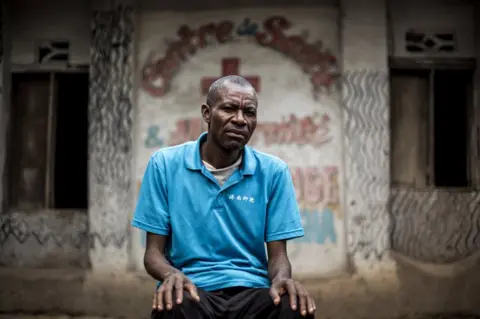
[387,0,480,314]
[341,0,391,273]
[0,0,92,268]
[9,0,90,65]
[338,1,480,316]
[0,0,135,270]
[388,0,480,264]
[0,0,476,271]
[0,3,5,212]
[2,0,480,317]
[133,7,347,277]
[390,0,475,58]
[88,3,135,271]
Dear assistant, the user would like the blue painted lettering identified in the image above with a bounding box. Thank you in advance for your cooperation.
[295,208,337,244]
[145,125,164,148]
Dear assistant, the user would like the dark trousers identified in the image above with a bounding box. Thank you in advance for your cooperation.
[151,286,315,319]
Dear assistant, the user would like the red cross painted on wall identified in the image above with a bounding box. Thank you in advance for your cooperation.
[200,57,260,95]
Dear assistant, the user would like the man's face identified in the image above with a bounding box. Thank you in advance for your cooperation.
[202,83,257,151]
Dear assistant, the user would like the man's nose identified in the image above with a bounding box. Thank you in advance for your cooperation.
[232,110,247,125]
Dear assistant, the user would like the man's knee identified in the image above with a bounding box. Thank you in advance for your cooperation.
[151,291,200,319]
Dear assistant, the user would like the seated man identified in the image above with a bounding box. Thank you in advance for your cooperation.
[132,75,316,319]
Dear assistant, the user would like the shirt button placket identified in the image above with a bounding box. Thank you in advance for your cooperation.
[214,191,225,211]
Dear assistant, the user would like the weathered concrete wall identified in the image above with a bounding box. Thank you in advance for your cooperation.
[9,0,90,65]
[388,1,479,266]
[0,2,5,212]
[88,2,135,271]
[342,0,480,316]
[133,7,346,276]
[336,0,480,316]
[0,0,136,271]
[140,0,338,11]
[0,211,89,268]
[0,0,92,268]
[387,0,480,264]
[342,0,391,273]
[389,0,475,59]
[390,189,480,263]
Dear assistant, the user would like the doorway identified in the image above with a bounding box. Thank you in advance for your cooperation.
[390,66,474,189]
[7,72,89,210]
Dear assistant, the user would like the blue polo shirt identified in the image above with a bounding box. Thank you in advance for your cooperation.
[132,132,304,291]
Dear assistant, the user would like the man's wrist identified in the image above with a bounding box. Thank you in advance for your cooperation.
[160,268,181,280]
[270,274,291,284]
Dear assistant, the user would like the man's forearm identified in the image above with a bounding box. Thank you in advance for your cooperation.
[144,249,179,281]
[268,252,292,282]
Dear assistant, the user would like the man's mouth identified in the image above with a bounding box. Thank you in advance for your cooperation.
[225,130,246,139]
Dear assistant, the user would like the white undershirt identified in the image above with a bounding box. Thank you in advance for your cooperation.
[202,155,243,186]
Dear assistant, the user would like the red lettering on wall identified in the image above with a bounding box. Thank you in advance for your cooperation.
[142,21,235,97]
[168,118,206,146]
[141,16,337,99]
[164,113,332,148]
[250,113,332,147]
[255,16,337,98]
[291,166,340,206]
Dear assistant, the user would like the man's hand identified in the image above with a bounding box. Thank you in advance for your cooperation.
[153,271,200,311]
[270,278,316,316]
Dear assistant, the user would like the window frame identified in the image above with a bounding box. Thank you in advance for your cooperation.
[389,57,477,190]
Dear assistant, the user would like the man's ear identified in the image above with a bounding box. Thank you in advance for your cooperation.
[201,103,211,124]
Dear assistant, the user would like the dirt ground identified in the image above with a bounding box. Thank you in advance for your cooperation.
[2,313,480,319]
[0,316,117,319]
[2,265,480,319]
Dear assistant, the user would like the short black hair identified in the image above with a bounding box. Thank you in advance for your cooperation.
[206,75,257,106]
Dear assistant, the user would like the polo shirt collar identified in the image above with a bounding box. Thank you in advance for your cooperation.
[185,132,256,175]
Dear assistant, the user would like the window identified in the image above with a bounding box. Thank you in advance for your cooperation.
[390,66,474,188]
[6,72,89,210]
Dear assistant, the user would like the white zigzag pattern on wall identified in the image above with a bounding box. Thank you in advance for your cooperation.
[342,70,390,260]
[88,5,135,248]
[391,188,480,263]
[342,70,480,263]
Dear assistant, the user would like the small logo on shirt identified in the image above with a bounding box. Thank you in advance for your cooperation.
[228,194,255,203]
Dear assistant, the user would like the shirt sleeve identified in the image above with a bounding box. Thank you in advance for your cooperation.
[131,153,170,236]
[265,165,305,242]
